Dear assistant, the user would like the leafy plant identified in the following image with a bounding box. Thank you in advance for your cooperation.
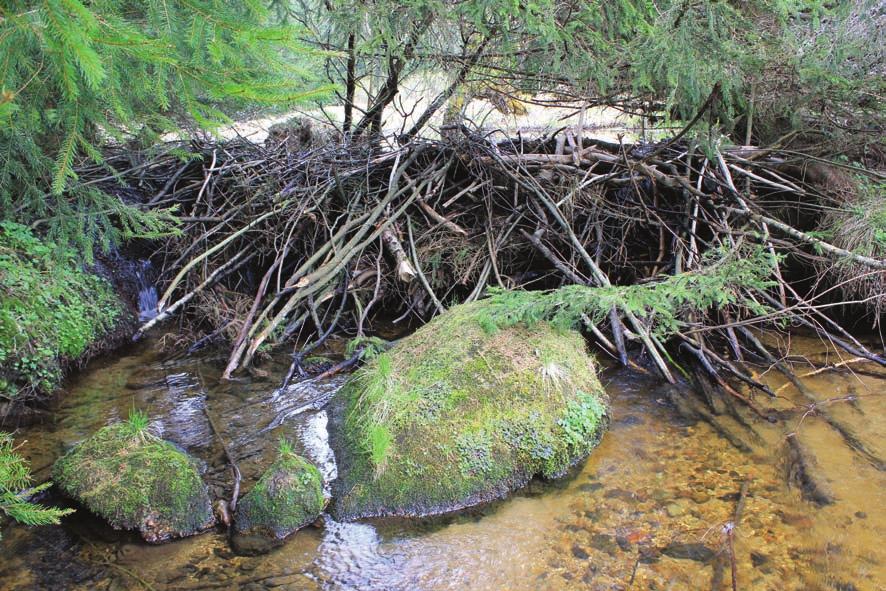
[0,0,327,257]
[476,246,777,340]
[0,222,123,400]
[0,432,73,538]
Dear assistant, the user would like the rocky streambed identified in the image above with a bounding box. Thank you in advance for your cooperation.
[0,332,883,590]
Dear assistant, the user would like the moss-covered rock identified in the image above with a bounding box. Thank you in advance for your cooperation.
[234,446,325,542]
[53,419,214,543]
[330,300,609,519]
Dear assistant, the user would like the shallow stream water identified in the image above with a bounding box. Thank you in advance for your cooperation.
[0,335,883,590]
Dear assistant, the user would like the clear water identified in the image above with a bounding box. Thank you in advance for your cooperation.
[0,336,883,590]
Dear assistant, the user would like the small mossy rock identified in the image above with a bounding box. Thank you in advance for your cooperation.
[53,423,214,543]
[233,453,324,543]
[330,300,609,519]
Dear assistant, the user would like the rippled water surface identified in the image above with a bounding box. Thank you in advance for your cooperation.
[1,336,883,590]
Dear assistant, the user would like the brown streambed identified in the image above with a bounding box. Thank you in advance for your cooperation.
[0,335,883,590]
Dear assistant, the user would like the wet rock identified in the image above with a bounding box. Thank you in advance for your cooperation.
[232,444,325,554]
[638,545,661,564]
[53,420,214,543]
[605,489,637,501]
[689,490,710,504]
[230,533,284,556]
[614,414,643,427]
[330,300,609,519]
[572,544,590,559]
[665,502,686,517]
[661,542,715,563]
[589,533,618,555]
[615,535,631,551]
[650,489,669,502]
[578,482,603,493]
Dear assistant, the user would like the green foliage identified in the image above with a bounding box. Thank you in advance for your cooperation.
[0,0,327,256]
[122,408,153,441]
[558,391,607,452]
[477,247,777,341]
[0,432,74,539]
[52,421,213,542]
[0,222,124,400]
[345,335,391,361]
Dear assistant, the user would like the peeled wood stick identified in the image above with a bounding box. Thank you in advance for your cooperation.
[203,405,241,514]
[514,169,674,382]
[521,224,633,367]
[281,274,349,390]
[241,161,440,369]
[724,204,886,271]
[738,326,885,470]
[222,257,284,379]
[381,227,417,283]
[157,206,281,311]
[407,216,445,314]
[417,197,468,235]
[757,291,885,365]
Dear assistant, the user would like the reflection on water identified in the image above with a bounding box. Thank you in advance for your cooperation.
[0,336,883,590]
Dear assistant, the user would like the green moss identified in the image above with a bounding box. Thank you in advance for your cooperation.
[0,222,124,401]
[331,299,609,519]
[52,418,213,543]
[234,443,324,539]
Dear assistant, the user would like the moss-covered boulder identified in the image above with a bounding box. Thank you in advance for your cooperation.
[232,444,324,554]
[330,300,609,519]
[53,417,214,543]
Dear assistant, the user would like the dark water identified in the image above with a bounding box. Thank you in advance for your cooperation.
[0,336,883,590]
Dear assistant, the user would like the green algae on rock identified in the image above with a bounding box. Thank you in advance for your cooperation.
[53,414,214,543]
[330,300,609,520]
[234,440,325,541]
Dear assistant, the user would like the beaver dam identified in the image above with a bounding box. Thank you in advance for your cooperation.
[0,119,883,590]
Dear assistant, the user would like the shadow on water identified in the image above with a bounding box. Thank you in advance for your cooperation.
[0,335,883,590]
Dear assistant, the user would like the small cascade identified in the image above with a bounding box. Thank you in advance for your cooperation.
[135,259,159,322]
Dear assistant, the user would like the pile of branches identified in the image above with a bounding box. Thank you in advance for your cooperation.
[85,125,885,400]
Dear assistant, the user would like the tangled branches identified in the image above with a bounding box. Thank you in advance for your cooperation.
[85,125,885,399]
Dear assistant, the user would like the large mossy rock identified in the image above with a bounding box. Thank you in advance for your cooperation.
[233,450,325,543]
[53,422,214,543]
[330,300,609,519]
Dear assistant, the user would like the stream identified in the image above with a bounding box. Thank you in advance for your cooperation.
[0,335,883,590]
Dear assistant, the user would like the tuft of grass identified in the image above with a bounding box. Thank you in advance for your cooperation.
[123,408,153,440]
[278,437,295,458]
[815,175,886,317]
